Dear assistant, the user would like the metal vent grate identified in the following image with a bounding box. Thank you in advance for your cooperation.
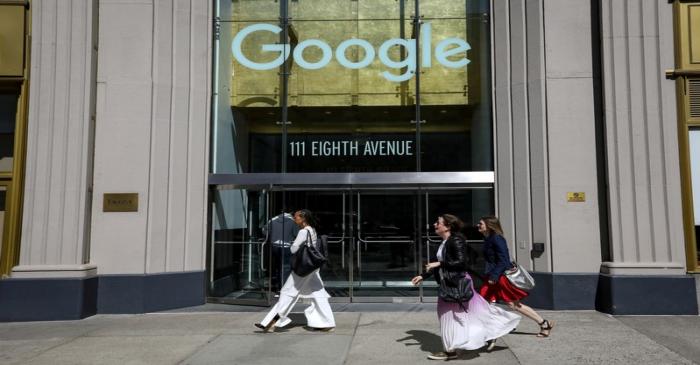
[691,79,700,119]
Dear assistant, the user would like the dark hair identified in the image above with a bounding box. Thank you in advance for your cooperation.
[439,214,464,233]
[480,215,504,236]
[295,209,319,228]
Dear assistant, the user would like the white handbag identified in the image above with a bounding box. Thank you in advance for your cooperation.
[504,262,536,291]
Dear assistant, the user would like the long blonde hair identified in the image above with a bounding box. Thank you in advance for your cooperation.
[480,215,504,236]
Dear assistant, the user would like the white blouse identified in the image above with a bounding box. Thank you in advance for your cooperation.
[280,226,330,299]
[290,226,317,254]
[437,240,447,261]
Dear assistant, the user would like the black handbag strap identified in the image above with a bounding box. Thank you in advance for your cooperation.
[304,227,315,247]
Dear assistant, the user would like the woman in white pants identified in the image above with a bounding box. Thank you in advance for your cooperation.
[255,209,335,332]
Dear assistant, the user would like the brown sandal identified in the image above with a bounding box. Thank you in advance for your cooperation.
[537,319,554,337]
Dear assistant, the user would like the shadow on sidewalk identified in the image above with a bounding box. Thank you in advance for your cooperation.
[397,329,443,354]
[508,330,536,336]
[397,330,510,360]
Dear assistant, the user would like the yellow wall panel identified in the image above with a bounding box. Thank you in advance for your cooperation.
[690,5,700,64]
[0,5,25,77]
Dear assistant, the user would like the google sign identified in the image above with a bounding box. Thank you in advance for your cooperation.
[231,23,470,82]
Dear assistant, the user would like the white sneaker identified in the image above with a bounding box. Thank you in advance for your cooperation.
[486,339,497,352]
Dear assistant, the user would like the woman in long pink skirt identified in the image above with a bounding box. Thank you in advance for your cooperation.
[411,214,521,360]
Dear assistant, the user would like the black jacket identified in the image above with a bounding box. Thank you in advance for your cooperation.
[420,233,469,285]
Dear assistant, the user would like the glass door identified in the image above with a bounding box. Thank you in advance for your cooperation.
[421,189,492,300]
[352,191,420,301]
[208,186,493,305]
[279,190,352,302]
[209,188,272,305]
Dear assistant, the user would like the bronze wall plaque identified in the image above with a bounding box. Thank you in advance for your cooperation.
[103,193,138,212]
[567,192,585,203]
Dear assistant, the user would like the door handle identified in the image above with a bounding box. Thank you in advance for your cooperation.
[260,241,266,271]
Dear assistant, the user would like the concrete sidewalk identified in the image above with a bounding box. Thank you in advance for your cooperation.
[0,304,698,364]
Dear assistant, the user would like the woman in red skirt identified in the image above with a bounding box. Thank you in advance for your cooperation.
[478,216,554,338]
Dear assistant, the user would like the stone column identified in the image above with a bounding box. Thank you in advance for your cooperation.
[596,0,696,315]
[13,0,98,279]
[88,0,211,313]
[599,0,685,275]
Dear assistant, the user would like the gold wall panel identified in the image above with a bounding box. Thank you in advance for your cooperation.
[230,0,280,22]
[291,4,357,104]
[690,5,700,64]
[0,5,25,77]
[230,18,281,107]
[356,0,414,20]
[674,1,700,271]
[678,3,700,70]
[291,0,359,20]
[420,0,465,19]
[419,17,471,105]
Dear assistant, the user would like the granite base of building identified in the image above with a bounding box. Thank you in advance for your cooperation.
[522,273,599,310]
[0,277,98,322]
[97,271,206,314]
[595,273,698,315]
[0,271,205,322]
[1,271,697,321]
[522,272,698,315]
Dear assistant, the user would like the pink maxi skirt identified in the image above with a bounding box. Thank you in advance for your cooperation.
[437,273,521,351]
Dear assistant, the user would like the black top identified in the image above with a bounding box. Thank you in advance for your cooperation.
[420,233,469,285]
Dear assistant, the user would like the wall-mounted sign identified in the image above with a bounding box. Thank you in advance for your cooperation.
[567,192,585,202]
[250,132,471,173]
[103,193,138,212]
[232,22,470,82]
[289,138,413,157]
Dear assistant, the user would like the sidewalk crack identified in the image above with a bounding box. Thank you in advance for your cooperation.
[341,313,362,365]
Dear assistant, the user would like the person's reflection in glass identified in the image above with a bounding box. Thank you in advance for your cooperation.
[264,211,299,291]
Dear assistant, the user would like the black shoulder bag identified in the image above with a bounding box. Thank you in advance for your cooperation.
[291,229,328,277]
[438,268,474,310]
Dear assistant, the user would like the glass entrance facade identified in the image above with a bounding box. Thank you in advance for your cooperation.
[209,187,491,304]
[210,0,493,304]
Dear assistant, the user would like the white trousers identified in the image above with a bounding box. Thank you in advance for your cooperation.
[260,294,336,329]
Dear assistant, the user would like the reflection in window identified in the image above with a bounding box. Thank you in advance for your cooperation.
[0,93,19,172]
[689,129,700,264]
[0,187,6,260]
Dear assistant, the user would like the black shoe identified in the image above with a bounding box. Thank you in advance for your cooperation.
[309,326,335,332]
[255,314,280,333]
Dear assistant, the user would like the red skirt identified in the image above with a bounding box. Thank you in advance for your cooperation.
[479,275,528,303]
